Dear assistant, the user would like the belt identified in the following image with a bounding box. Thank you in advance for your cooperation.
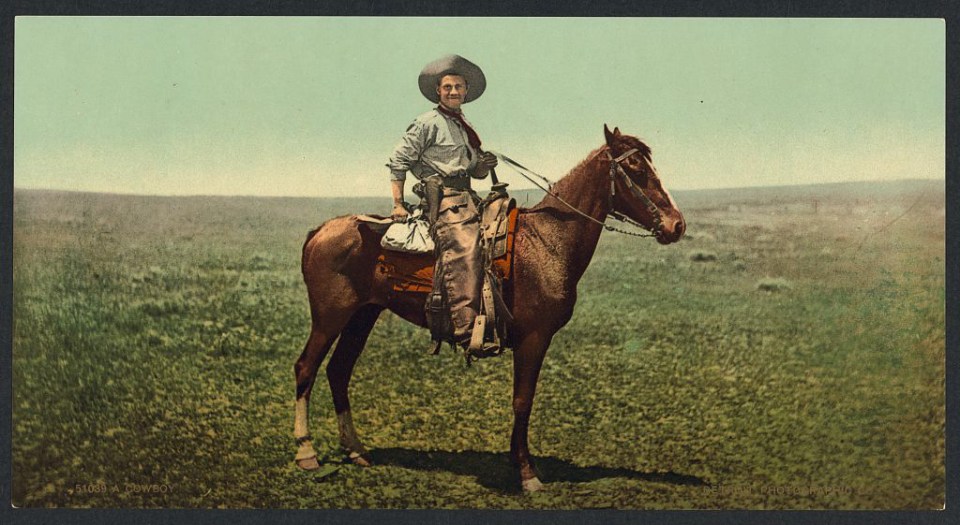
[418,158,471,190]
[441,175,471,191]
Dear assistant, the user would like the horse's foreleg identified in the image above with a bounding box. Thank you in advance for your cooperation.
[327,304,383,467]
[293,315,350,470]
[511,331,552,492]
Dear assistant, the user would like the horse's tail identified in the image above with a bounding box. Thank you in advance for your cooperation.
[302,219,340,275]
[302,225,323,272]
[301,214,371,275]
[303,225,323,253]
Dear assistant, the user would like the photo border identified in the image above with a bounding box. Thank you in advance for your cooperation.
[1,1,956,524]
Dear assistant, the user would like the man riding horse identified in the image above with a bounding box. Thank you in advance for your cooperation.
[294,53,686,490]
[386,54,499,357]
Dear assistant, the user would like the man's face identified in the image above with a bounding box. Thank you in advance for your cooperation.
[437,74,468,110]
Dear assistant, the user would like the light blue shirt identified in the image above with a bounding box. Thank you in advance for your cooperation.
[387,108,479,182]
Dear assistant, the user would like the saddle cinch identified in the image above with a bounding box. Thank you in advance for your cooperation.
[364,193,519,357]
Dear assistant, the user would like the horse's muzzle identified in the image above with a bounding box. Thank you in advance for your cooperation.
[656,215,686,244]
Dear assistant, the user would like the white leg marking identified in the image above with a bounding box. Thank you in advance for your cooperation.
[294,397,309,439]
[293,397,318,464]
[522,477,545,492]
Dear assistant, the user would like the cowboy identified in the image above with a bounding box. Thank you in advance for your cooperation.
[386,54,498,352]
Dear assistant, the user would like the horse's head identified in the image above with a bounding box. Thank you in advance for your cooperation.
[603,124,686,244]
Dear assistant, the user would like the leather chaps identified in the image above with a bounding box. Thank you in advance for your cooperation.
[424,185,483,345]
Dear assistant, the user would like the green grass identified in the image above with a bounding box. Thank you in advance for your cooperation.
[11,182,944,509]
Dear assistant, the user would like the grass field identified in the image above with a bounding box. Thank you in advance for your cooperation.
[11,180,944,509]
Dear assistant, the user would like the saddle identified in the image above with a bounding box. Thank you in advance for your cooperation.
[374,195,519,355]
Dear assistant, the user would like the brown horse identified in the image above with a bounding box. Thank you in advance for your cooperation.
[293,125,685,492]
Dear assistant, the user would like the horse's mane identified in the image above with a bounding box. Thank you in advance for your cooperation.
[524,135,653,215]
[524,148,600,214]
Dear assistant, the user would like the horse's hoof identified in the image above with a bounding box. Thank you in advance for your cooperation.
[296,456,321,470]
[522,476,544,492]
[348,451,373,467]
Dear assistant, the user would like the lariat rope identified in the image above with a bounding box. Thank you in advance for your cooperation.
[488,150,659,238]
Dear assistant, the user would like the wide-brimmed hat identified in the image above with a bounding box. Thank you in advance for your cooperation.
[418,54,486,104]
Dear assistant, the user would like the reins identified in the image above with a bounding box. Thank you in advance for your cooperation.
[490,148,664,239]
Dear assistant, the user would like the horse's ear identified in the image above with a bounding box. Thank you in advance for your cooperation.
[604,124,620,145]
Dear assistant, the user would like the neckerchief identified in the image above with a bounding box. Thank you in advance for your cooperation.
[436,105,482,151]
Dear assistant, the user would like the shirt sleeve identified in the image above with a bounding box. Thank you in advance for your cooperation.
[387,119,431,182]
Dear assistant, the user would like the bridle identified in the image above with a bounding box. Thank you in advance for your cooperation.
[605,147,665,239]
[493,146,666,239]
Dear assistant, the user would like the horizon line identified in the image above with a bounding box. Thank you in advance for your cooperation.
[11,177,944,200]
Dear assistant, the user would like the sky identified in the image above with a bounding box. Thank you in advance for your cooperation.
[14,17,945,197]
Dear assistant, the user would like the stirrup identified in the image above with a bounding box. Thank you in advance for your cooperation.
[465,341,503,365]
[464,315,505,364]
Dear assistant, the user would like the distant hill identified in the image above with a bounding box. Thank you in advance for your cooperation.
[502,179,944,210]
[13,179,944,229]
[671,179,943,210]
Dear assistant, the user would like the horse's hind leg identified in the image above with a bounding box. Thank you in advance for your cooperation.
[293,311,353,470]
[326,304,383,467]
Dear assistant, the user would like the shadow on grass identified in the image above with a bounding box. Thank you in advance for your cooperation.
[369,447,707,493]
